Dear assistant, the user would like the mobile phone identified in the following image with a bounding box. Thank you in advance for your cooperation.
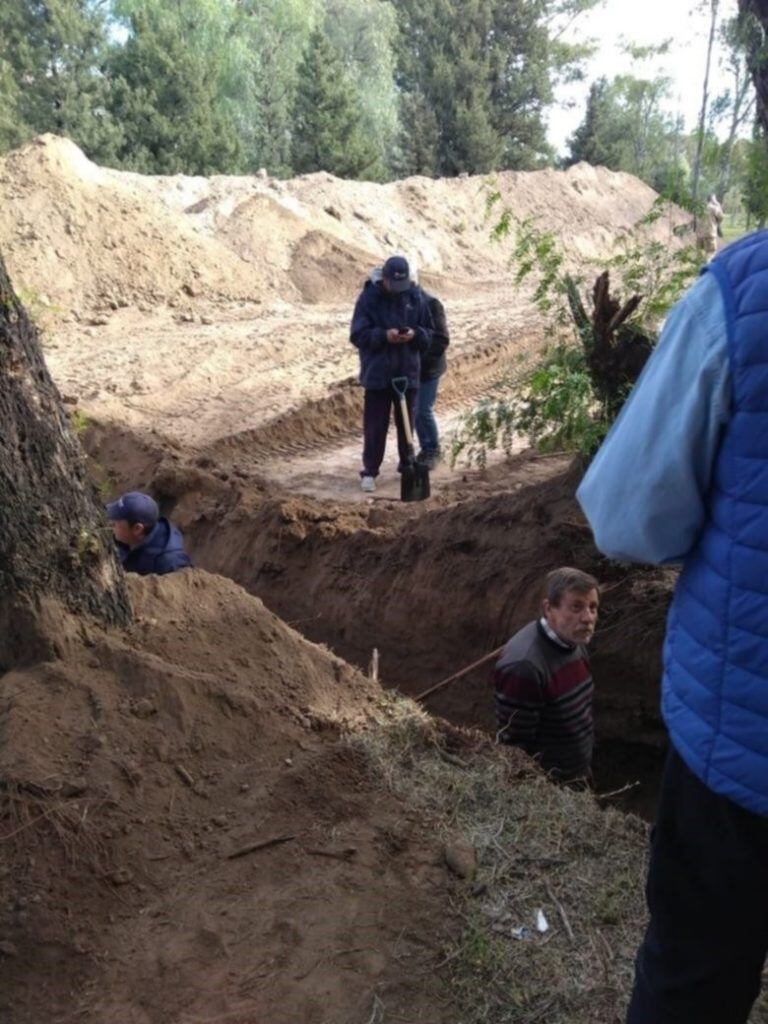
[398,326,410,334]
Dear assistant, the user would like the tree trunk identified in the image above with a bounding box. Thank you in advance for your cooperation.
[566,272,653,417]
[692,0,720,224]
[0,253,130,668]
[740,0,768,134]
[718,78,754,198]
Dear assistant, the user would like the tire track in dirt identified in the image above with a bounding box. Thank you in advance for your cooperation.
[203,304,541,483]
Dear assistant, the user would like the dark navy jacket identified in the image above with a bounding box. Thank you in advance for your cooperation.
[350,279,433,390]
[116,518,193,576]
[420,292,449,381]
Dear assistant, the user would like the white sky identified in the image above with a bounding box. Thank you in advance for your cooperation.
[548,0,742,154]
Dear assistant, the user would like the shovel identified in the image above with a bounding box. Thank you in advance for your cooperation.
[391,376,430,502]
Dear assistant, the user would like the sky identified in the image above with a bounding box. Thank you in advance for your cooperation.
[548,0,742,155]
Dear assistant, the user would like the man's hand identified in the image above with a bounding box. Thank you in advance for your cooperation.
[387,328,414,343]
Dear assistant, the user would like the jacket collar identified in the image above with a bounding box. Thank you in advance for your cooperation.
[538,617,575,650]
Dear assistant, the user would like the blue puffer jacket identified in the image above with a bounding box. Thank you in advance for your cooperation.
[664,230,768,816]
[116,519,193,576]
[350,278,433,390]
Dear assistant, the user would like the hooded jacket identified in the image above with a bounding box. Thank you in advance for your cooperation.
[116,518,193,576]
[420,292,449,380]
[350,272,433,390]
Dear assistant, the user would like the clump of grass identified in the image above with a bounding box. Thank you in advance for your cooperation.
[70,408,89,436]
[351,696,649,1024]
[0,778,115,876]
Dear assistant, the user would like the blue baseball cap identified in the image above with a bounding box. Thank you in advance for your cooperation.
[105,491,159,529]
[382,255,411,293]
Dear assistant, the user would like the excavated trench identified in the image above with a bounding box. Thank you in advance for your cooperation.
[84,417,674,820]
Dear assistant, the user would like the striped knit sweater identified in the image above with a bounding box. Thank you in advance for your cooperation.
[493,619,593,782]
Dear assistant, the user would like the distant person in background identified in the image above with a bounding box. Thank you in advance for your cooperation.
[106,491,192,576]
[493,567,600,784]
[415,290,450,469]
[705,193,724,256]
[350,255,435,492]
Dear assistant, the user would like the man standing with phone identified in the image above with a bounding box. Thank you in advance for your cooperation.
[350,255,435,492]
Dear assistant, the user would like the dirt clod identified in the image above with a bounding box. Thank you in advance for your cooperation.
[444,838,477,880]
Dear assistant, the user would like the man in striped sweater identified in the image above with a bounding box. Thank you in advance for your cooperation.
[494,567,600,783]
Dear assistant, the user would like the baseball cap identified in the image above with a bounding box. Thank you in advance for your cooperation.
[105,491,159,529]
[382,255,411,293]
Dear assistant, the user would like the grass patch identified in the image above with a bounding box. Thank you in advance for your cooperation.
[70,408,89,436]
[352,696,646,1024]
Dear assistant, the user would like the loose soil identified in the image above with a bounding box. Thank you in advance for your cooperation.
[0,136,703,1021]
[0,573,471,1023]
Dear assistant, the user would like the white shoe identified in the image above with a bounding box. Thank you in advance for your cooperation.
[360,475,375,492]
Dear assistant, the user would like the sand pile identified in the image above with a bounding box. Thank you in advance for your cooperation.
[0,136,264,314]
[0,569,467,1023]
[0,135,682,316]
[0,135,688,454]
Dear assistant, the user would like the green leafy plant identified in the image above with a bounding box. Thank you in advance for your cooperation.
[69,408,89,436]
[606,202,701,326]
[452,345,604,466]
[454,198,699,464]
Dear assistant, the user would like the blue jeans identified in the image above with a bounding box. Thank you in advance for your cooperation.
[415,376,441,454]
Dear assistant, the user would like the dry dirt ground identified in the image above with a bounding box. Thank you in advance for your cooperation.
[0,137,712,1023]
[0,574,469,1024]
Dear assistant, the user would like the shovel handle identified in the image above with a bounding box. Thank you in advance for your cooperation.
[391,376,408,399]
[391,377,415,449]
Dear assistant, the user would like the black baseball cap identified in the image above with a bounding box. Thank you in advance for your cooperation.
[105,491,159,529]
[382,255,411,293]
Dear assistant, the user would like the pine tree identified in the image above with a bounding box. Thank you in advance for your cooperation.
[398,92,440,176]
[392,0,595,175]
[291,28,378,178]
[0,0,120,161]
[0,57,26,152]
[231,0,316,176]
[107,3,240,174]
[567,78,623,168]
[322,0,401,180]
[393,0,502,176]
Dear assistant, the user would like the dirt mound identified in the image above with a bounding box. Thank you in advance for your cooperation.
[289,229,382,304]
[82,421,673,775]
[183,452,672,817]
[0,135,683,321]
[0,570,469,1023]
[0,135,688,463]
[0,136,264,314]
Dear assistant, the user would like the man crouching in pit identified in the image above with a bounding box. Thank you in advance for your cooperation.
[494,567,600,785]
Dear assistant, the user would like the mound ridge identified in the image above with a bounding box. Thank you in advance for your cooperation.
[0,570,461,1023]
[0,134,679,316]
[0,136,264,313]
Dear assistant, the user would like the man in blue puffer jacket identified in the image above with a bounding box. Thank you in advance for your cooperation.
[350,255,434,492]
[106,491,193,576]
[578,231,768,1024]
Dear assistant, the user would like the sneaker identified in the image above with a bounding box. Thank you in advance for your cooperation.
[416,450,441,470]
[360,475,376,492]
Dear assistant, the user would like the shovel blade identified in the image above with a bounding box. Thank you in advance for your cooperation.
[401,461,430,502]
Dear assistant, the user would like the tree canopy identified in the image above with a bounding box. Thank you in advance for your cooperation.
[291,26,378,178]
[0,0,598,179]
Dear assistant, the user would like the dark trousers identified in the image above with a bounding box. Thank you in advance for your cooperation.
[627,746,768,1024]
[361,387,416,477]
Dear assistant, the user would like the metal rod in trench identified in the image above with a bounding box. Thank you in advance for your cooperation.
[414,645,505,703]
